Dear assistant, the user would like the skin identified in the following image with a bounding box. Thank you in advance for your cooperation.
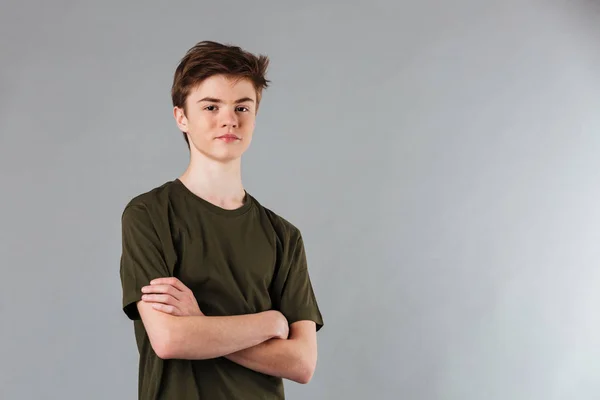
[172,74,256,210]
[141,277,317,383]
[136,74,318,384]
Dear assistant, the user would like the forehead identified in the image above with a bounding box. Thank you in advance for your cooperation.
[188,75,256,101]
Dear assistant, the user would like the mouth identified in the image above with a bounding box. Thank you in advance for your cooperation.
[216,134,240,140]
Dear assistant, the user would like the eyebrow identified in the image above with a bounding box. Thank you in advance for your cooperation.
[197,97,255,104]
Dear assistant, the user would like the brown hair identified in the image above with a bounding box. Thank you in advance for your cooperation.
[171,40,270,148]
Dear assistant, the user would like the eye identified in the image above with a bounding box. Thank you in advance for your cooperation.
[236,106,249,112]
[204,105,218,111]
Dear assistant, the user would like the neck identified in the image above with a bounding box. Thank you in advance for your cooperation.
[179,151,245,210]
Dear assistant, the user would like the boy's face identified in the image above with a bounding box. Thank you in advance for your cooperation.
[174,74,257,163]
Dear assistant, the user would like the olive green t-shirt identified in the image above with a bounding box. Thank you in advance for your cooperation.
[119,179,324,400]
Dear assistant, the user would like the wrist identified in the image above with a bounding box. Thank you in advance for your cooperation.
[263,310,284,338]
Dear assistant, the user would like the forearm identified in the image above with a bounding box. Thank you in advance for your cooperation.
[163,311,278,360]
[225,337,314,384]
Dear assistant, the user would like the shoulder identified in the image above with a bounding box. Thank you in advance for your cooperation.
[121,180,176,224]
[251,195,303,243]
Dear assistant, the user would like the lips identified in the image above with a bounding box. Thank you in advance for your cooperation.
[217,134,240,140]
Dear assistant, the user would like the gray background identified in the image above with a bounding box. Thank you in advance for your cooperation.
[1,0,600,399]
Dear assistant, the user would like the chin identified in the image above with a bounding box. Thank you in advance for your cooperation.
[211,151,245,163]
[193,146,246,163]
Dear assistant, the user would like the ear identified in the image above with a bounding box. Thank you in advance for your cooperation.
[173,106,188,132]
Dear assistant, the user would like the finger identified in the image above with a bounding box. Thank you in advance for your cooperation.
[151,303,180,316]
[150,277,190,293]
[141,284,182,300]
[142,294,176,305]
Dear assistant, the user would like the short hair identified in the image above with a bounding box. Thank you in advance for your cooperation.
[171,40,270,148]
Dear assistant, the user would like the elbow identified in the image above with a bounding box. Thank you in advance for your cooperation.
[293,356,317,384]
[149,324,180,360]
[150,319,211,360]
[138,301,189,360]
[153,338,176,360]
[295,372,313,385]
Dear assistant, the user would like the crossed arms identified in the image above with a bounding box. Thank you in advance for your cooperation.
[135,278,318,384]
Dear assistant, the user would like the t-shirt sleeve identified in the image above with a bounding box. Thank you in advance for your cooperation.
[276,230,324,332]
[119,204,171,320]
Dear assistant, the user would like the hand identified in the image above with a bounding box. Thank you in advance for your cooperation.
[269,310,289,340]
[141,277,204,317]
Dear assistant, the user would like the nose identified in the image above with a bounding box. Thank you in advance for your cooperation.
[220,108,239,129]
